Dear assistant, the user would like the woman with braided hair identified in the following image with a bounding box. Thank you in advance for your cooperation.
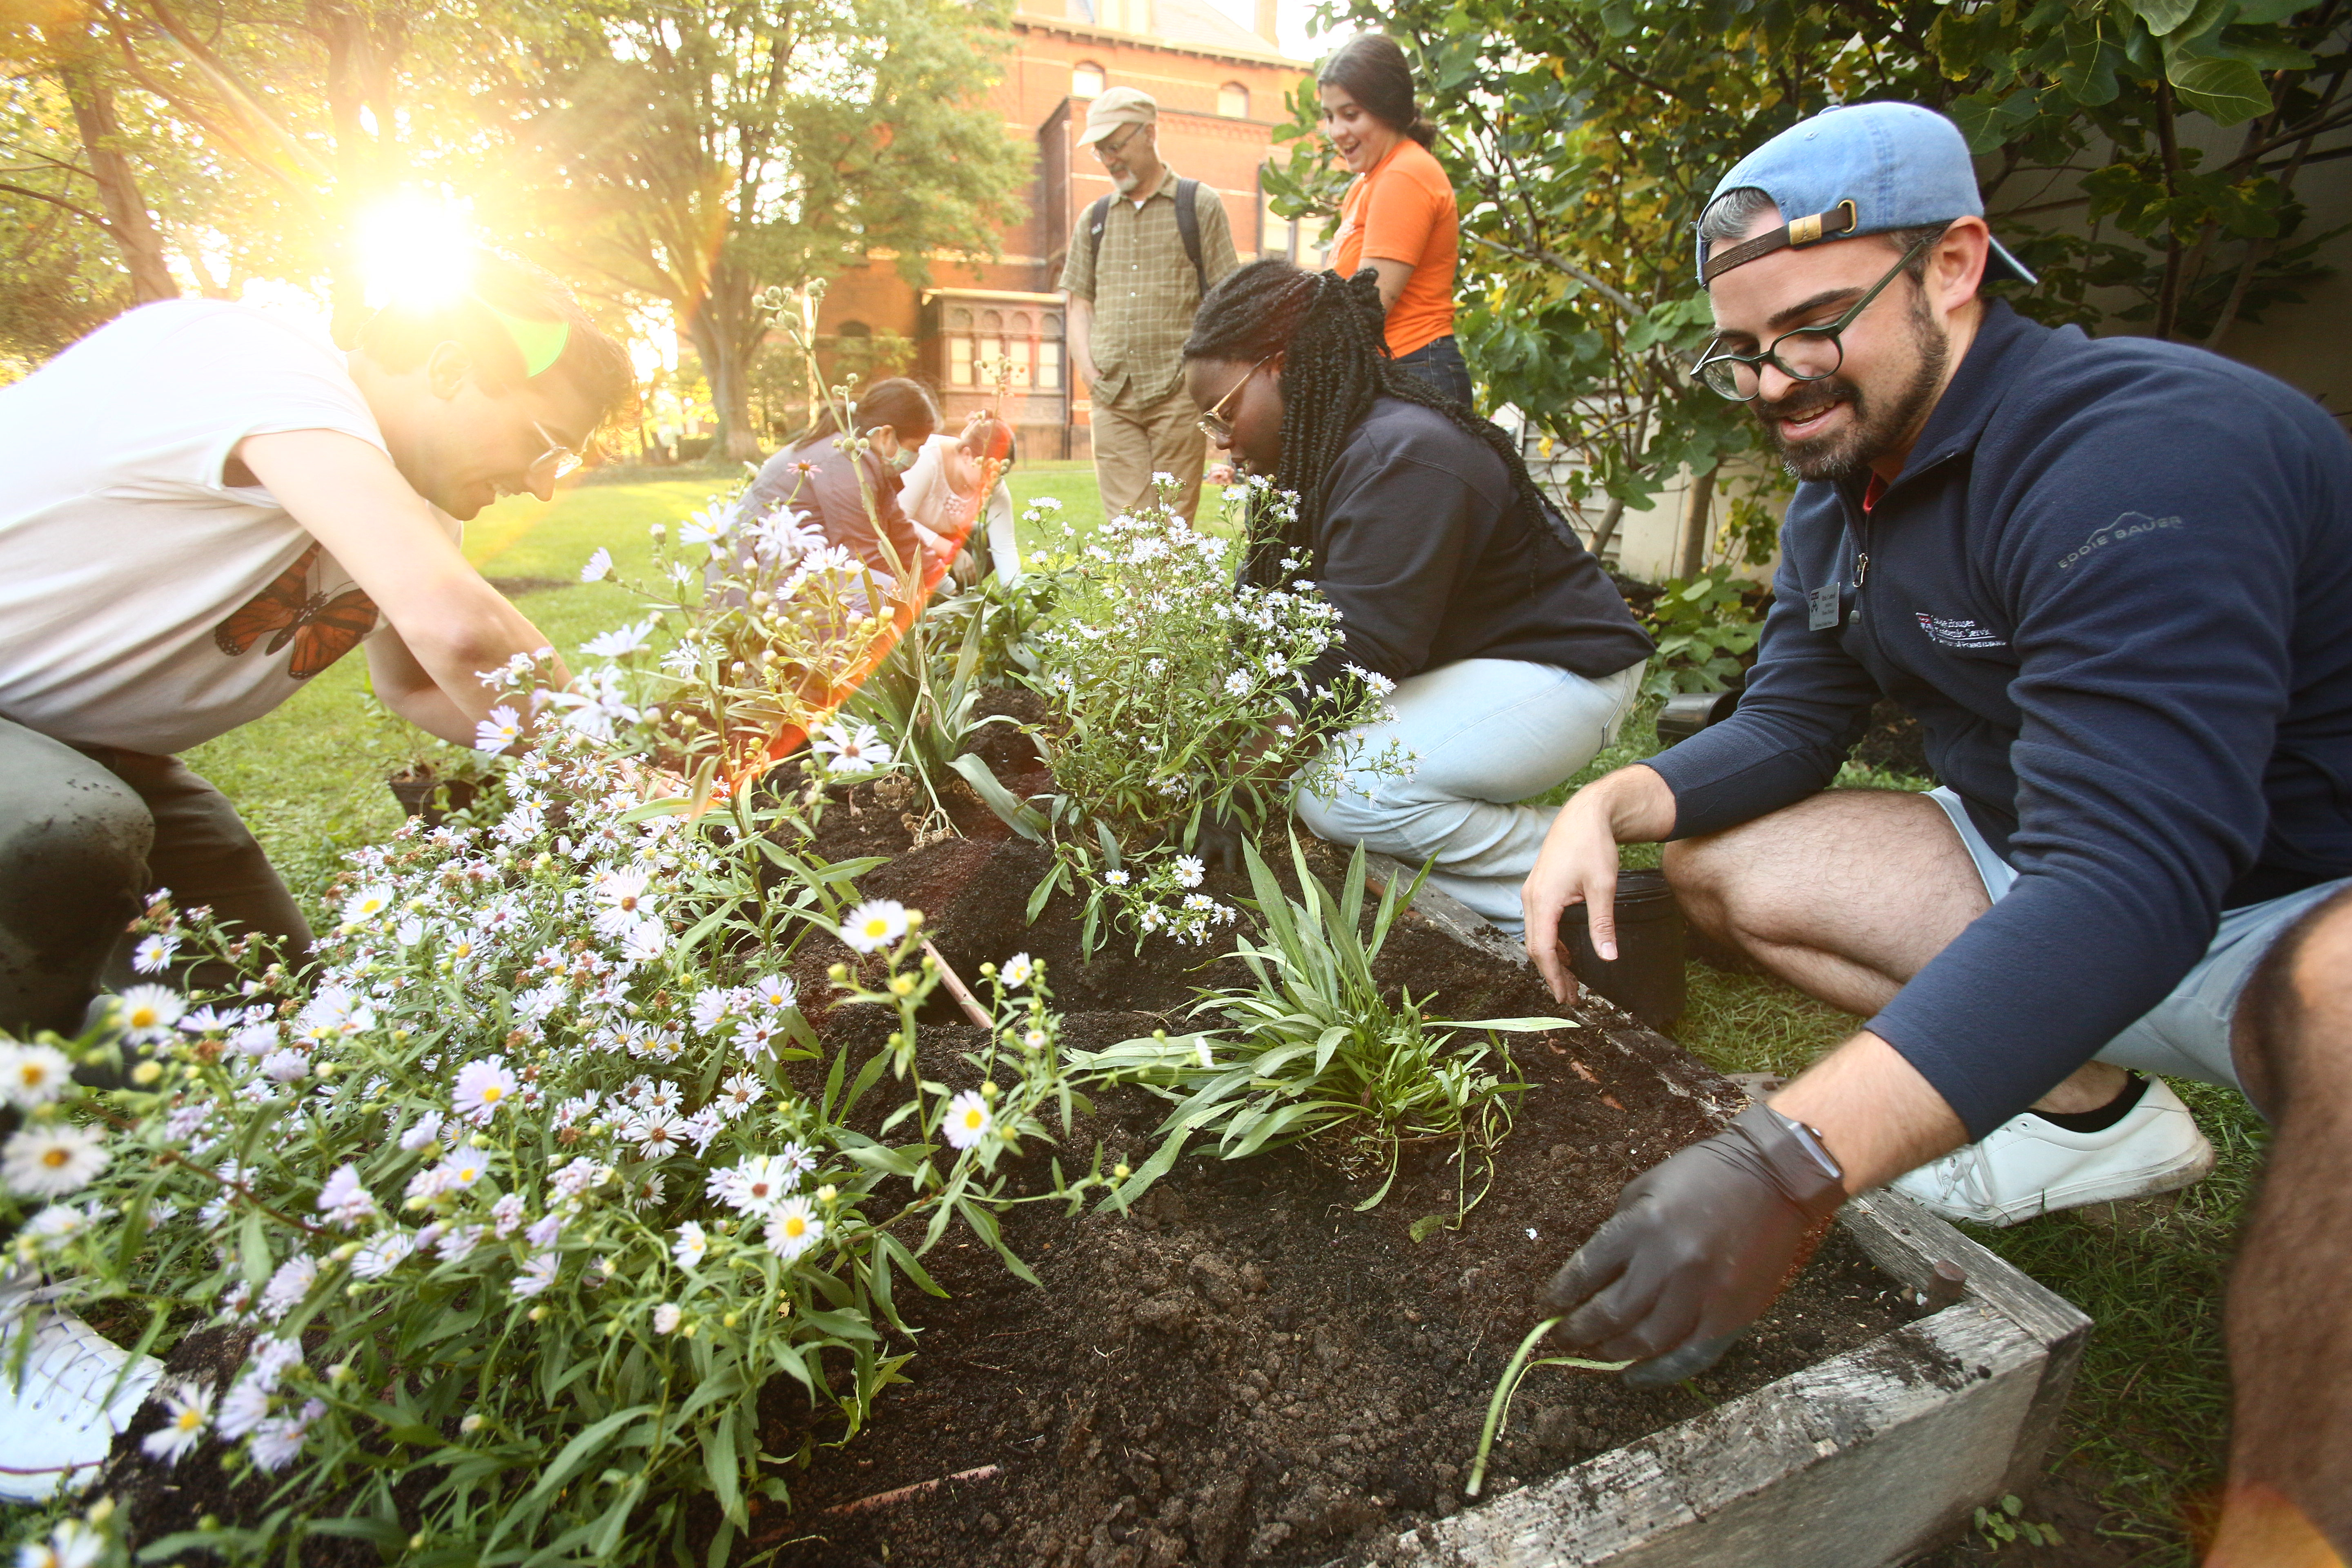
[1183,258,1652,930]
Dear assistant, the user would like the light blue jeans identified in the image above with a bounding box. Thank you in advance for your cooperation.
[1296,657,1645,931]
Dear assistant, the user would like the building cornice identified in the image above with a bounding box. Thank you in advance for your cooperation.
[1011,15,1298,70]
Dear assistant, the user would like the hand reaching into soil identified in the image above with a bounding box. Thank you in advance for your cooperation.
[1545,1104,1849,1385]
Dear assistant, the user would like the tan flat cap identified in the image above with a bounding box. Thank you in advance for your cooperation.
[1078,86,1157,146]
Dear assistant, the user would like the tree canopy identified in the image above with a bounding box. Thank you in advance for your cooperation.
[1269,0,2349,544]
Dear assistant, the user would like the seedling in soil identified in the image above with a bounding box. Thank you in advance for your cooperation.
[1069,835,1559,1218]
[1467,1316,1633,1498]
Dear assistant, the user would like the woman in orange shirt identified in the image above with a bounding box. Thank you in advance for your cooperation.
[1319,35,1470,406]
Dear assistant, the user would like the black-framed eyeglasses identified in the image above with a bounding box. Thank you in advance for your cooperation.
[1693,229,1942,402]
[1094,124,1143,163]
[1196,354,1273,444]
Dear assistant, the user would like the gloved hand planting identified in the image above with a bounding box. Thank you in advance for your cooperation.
[1546,1102,1849,1386]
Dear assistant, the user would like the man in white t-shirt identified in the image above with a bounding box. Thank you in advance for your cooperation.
[0,251,634,1044]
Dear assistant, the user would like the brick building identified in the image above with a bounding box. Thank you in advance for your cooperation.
[815,0,1310,458]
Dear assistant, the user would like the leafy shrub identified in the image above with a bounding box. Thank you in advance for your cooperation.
[1638,565,1763,701]
[987,479,1401,949]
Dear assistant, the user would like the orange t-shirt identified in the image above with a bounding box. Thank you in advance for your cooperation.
[1332,138,1460,359]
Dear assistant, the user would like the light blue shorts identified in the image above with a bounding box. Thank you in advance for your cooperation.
[1924,786,2349,1091]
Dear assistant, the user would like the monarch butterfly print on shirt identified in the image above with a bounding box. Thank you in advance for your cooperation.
[212,541,379,680]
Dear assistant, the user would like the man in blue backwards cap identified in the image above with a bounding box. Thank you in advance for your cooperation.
[1523,102,2352,1557]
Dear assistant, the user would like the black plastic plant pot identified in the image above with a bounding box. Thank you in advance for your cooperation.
[1558,868,1687,1031]
[387,775,477,831]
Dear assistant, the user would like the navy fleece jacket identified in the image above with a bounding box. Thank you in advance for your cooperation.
[1647,300,2352,1138]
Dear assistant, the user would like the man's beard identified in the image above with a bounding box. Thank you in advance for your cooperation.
[1109,165,1141,195]
[1757,292,1949,483]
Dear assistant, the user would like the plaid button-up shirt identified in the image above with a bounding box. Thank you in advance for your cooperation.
[1058,166,1240,411]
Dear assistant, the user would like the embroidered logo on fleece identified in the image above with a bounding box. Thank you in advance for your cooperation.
[1914,614,2009,651]
[2058,510,2183,570]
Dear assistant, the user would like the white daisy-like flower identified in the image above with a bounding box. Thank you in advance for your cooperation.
[672,1220,709,1269]
[259,1049,310,1084]
[474,705,525,753]
[452,1057,519,1125]
[942,1089,993,1150]
[19,1519,105,1568]
[619,918,668,964]
[350,1229,415,1279]
[216,1378,274,1441]
[625,1108,684,1161]
[259,1254,318,1321]
[839,899,910,954]
[526,1212,564,1249]
[652,1301,683,1334]
[436,1151,491,1190]
[0,1042,74,1108]
[764,1197,824,1263]
[998,953,1034,991]
[314,1164,378,1229]
[716,1072,765,1118]
[341,884,396,924]
[140,1379,213,1464]
[690,987,738,1037]
[510,1252,559,1298]
[748,973,796,1011]
[132,932,180,974]
[248,1399,323,1471]
[2,1123,108,1197]
[580,546,614,582]
[435,1224,486,1263]
[398,1110,445,1153]
[1174,855,1205,889]
[114,984,185,1043]
[581,617,657,659]
[490,1192,526,1238]
[1223,670,1252,697]
[593,867,658,920]
[1103,869,1129,887]
[812,722,893,775]
[712,1154,796,1214]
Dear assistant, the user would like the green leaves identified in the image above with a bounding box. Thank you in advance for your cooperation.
[2166,50,2272,123]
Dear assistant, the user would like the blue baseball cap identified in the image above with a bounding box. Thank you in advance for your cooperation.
[1695,101,2034,289]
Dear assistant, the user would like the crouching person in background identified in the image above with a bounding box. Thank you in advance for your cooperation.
[1180,259,1652,931]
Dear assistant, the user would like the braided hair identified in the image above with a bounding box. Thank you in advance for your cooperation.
[1182,258,1578,585]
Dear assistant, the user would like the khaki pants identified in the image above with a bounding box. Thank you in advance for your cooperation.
[1091,382,1209,524]
[0,715,312,1036]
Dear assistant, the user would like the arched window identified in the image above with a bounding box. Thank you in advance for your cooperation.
[1218,82,1249,119]
[1071,62,1105,98]
[835,320,870,341]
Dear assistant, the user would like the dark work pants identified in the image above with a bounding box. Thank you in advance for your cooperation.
[0,716,312,1038]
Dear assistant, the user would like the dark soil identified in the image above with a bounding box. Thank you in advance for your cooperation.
[746,829,1915,1568]
[1852,697,1932,780]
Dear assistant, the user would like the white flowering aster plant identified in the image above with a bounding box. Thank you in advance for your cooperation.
[994,476,1403,951]
[0,730,1107,1563]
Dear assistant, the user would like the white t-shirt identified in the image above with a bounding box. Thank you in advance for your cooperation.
[0,300,421,754]
[900,434,1019,580]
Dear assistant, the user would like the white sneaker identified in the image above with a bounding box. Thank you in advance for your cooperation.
[0,1298,163,1502]
[1890,1076,2215,1227]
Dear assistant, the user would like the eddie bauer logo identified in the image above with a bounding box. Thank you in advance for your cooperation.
[1915,614,2008,650]
[2059,510,2183,570]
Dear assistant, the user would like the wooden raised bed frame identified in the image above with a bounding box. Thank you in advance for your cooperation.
[1366,857,2091,1568]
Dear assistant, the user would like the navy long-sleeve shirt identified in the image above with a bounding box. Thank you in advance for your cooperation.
[1647,300,2352,1138]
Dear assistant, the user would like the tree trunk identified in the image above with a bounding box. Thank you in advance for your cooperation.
[1587,496,1627,564]
[1677,464,1717,579]
[53,58,178,304]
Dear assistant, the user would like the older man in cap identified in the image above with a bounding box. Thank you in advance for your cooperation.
[1058,85,1239,523]
[1522,101,2352,1561]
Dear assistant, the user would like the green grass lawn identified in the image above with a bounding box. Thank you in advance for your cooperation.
[186,464,2245,1564]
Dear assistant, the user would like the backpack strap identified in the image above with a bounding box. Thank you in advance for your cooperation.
[1085,192,1113,272]
[1174,177,1206,297]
